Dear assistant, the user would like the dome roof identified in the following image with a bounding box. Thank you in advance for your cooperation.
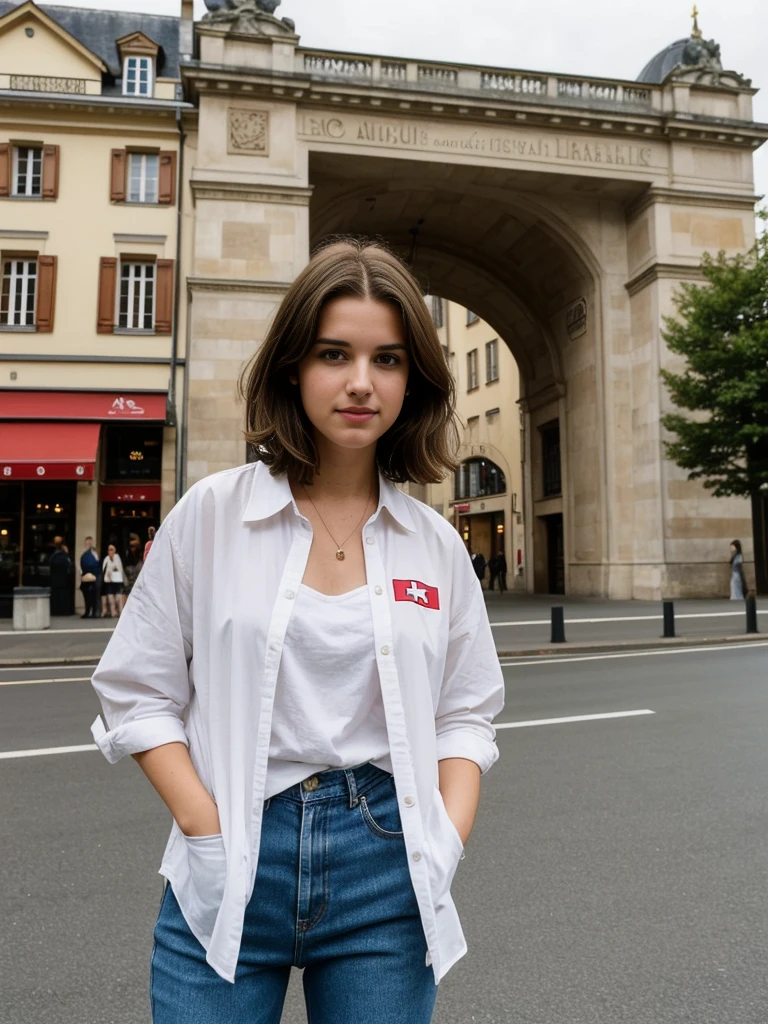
[637,38,688,83]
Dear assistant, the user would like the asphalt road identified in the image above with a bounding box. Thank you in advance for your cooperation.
[3,642,768,1023]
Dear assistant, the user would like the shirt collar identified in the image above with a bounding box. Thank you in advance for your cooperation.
[242,463,417,534]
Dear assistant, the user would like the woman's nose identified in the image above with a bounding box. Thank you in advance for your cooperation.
[346,360,373,395]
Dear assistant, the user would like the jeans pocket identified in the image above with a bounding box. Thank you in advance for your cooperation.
[359,780,404,840]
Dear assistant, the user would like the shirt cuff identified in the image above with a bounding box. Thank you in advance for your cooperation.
[436,731,499,775]
[90,714,189,764]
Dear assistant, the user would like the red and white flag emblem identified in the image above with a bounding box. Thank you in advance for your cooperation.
[392,579,440,610]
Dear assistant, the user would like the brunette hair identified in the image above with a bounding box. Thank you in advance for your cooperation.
[239,237,459,484]
[731,539,742,561]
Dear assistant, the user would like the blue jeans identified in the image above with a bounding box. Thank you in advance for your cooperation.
[150,763,438,1023]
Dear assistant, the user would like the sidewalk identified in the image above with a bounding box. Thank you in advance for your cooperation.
[1,592,764,666]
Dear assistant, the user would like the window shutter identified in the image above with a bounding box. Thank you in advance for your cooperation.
[155,259,174,334]
[97,257,118,334]
[42,145,60,200]
[110,149,126,202]
[36,255,58,332]
[158,151,177,205]
[0,143,10,197]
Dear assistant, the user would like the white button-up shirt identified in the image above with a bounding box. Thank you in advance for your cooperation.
[90,462,504,984]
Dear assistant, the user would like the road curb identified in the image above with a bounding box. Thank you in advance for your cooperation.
[0,655,101,668]
[0,632,766,670]
[496,634,767,658]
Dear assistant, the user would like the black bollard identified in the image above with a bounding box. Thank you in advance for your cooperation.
[662,600,675,638]
[551,605,566,644]
[746,595,758,634]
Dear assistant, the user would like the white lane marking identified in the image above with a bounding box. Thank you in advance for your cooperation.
[496,710,654,729]
[499,640,768,667]
[0,627,114,636]
[490,610,752,628]
[0,676,91,687]
[0,743,98,760]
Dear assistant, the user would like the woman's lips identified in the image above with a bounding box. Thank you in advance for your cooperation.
[337,409,377,423]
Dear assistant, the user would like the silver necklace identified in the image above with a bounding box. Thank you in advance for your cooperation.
[301,480,374,561]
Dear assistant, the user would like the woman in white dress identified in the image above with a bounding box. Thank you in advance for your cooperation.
[729,539,747,599]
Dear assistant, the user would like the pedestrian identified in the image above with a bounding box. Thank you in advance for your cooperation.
[488,553,500,591]
[729,539,748,599]
[143,525,156,562]
[496,550,507,593]
[79,536,101,619]
[90,237,504,1024]
[101,543,124,619]
[471,549,486,586]
[122,532,143,607]
[48,536,73,616]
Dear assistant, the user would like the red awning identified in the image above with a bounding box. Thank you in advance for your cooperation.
[100,485,161,503]
[0,390,167,421]
[0,422,100,480]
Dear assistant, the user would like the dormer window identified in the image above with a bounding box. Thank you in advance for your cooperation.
[123,56,153,97]
[116,32,161,99]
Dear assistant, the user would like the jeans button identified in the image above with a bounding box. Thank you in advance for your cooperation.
[302,776,319,792]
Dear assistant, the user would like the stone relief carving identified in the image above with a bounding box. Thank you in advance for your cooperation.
[228,109,270,155]
[203,0,296,34]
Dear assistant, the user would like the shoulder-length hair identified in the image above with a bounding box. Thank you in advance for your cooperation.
[239,236,459,484]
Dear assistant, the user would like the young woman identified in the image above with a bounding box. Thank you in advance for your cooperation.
[100,543,124,619]
[729,539,748,599]
[90,238,505,1023]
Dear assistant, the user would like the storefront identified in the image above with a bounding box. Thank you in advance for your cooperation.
[0,390,167,617]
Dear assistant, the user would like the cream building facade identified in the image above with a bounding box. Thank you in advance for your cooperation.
[420,299,525,591]
[2,0,768,608]
[0,0,189,614]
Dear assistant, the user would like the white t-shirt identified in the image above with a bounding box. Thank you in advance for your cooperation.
[265,583,392,799]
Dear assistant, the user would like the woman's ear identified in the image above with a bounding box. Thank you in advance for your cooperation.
[288,375,298,385]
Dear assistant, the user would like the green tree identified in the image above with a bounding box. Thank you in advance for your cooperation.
[661,227,768,591]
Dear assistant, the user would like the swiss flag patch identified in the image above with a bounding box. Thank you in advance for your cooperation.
[392,579,440,610]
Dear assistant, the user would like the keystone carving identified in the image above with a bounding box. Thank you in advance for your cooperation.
[228,109,269,155]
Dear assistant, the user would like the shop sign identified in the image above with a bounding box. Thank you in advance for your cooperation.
[100,485,161,503]
[0,391,167,421]
[454,503,471,512]
[0,462,94,481]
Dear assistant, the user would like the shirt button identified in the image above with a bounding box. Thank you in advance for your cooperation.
[374,585,383,596]
[380,645,390,656]
[285,590,295,599]
[412,851,422,862]
[366,536,374,545]
[404,796,415,807]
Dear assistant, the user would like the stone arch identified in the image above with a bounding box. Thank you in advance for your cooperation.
[308,151,608,593]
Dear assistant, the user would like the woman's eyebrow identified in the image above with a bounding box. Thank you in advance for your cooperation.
[314,338,407,352]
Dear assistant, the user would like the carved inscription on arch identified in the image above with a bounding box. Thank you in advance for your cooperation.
[297,113,660,170]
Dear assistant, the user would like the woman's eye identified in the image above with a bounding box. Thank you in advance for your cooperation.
[376,353,400,366]
[320,349,345,361]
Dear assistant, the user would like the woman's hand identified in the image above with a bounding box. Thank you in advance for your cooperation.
[132,742,221,837]
[438,757,481,846]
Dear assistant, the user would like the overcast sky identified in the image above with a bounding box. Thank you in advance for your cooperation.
[41,0,768,209]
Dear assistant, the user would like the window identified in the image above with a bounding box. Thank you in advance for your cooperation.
[105,425,163,480]
[127,153,159,203]
[466,309,479,326]
[431,295,444,328]
[485,339,499,383]
[119,262,155,330]
[454,458,506,500]
[541,422,562,497]
[1,257,36,326]
[123,56,153,97]
[467,349,478,390]
[12,146,42,197]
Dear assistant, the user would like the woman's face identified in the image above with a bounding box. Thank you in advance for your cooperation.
[295,296,410,457]
[108,545,116,557]
[730,544,737,555]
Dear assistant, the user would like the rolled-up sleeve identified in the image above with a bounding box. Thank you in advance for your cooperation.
[90,515,193,764]
[435,544,505,774]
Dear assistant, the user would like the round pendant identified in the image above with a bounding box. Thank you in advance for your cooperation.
[336,549,345,561]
